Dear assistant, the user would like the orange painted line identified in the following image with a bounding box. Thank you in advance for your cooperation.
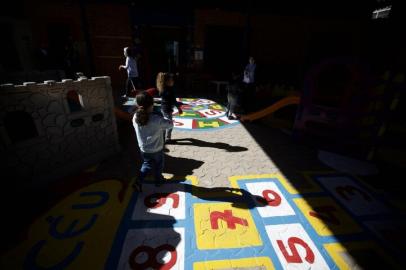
[240,95,300,122]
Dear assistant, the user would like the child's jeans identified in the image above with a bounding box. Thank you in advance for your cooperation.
[139,150,164,182]
[162,110,173,140]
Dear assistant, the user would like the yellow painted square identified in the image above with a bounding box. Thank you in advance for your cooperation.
[193,203,262,249]
[324,242,401,270]
[194,257,275,270]
[294,197,362,236]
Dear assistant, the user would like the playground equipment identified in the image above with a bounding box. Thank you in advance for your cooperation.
[240,95,300,122]
[0,77,120,181]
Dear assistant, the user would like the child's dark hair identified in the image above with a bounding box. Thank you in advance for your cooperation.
[156,72,174,94]
[124,47,134,58]
[135,92,153,126]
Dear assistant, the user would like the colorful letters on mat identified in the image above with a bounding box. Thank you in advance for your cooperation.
[173,98,239,130]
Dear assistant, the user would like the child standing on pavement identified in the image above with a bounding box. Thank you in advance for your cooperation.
[119,47,139,97]
[156,72,183,142]
[226,71,243,119]
[132,92,173,191]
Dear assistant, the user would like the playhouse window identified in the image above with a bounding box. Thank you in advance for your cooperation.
[67,90,84,112]
[4,111,38,144]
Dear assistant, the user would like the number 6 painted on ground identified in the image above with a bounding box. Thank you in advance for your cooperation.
[257,189,282,206]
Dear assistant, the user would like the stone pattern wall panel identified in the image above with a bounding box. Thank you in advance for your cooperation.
[0,76,120,183]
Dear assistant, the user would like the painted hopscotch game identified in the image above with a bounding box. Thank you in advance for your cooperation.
[1,173,403,269]
[122,97,239,130]
[172,98,239,130]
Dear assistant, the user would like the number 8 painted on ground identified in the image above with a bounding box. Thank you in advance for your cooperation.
[129,244,177,270]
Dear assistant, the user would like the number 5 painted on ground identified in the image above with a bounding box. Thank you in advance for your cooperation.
[277,237,315,264]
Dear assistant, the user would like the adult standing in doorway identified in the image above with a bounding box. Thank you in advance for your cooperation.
[243,56,256,112]
[119,47,139,97]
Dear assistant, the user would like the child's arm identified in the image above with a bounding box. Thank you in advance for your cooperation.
[175,101,183,115]
[146,88,159,97]
[119,57,129,70]
[159,117,174,130]
[170,90,183,115]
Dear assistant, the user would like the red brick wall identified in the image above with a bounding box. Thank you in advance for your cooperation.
[194,9,364,84]
[86,3,132,92]
[27,2,132,91]
[194,9,245,48]
[27,2,84,45]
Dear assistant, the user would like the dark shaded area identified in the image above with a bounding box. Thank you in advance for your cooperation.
[0,23,21,72]
[163,154,204,179]
[205,25,244,79]
[141,183,269,210]
[169,138,248,152]
[4,111,38,143]
[241,121,405,267]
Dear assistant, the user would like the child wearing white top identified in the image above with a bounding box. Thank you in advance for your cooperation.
[132,92,173,191]
[119,47,139,97]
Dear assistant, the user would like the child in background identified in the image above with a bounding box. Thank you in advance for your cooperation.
[243,56,256,112]
[119,47,139,97]
[132,92,173,191]
[156,72,183,142]
[226,72,243,119]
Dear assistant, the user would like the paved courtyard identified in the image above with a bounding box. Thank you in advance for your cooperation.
[1,98,404,269]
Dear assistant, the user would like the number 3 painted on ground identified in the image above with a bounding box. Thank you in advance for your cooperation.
[277,237,315,264]
[336,185,372,202]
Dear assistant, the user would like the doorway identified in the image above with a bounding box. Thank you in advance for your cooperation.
[205,25,244,80]
[142,26,187,86]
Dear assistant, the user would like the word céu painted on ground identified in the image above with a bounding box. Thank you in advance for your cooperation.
[0,180,131,270]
